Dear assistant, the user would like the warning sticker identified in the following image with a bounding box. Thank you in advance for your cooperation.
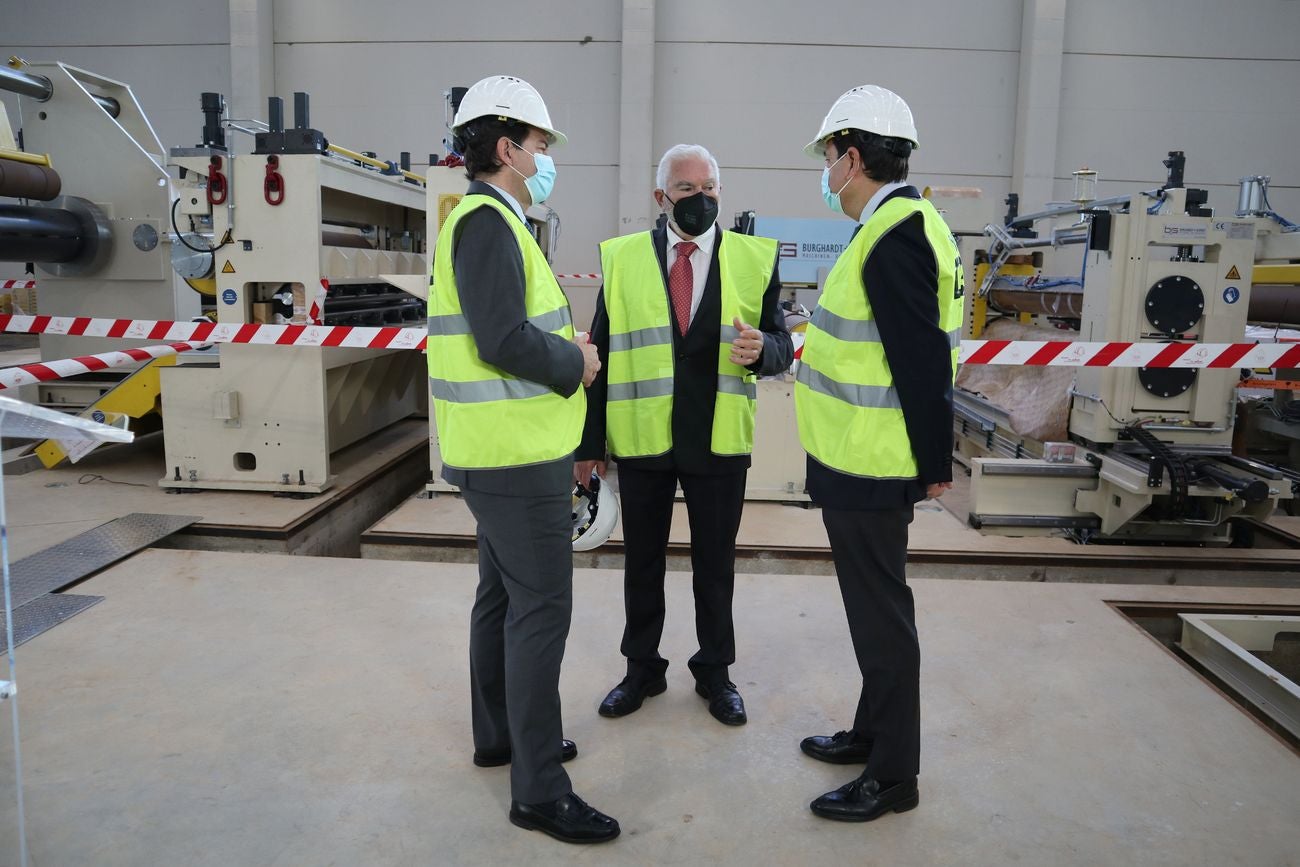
[1225,265,1241,280]
[221,260,236,274]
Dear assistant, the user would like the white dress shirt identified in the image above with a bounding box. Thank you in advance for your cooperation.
[859,180,910,223]
[486,182,526,222]
[665,221,718,326]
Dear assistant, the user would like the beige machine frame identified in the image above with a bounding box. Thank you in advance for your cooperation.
[161,149,427,493]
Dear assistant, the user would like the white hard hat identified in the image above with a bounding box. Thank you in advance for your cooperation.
[572,473,619,551]
[453,75,567,146]
[804,85,919,158]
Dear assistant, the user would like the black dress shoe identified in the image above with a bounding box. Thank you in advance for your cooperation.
[473,739,578,768]
[800,730,873,765]
[598,676,667,718]
[810,775,919,822]
[510,791,620,844]
[694,680,747,726]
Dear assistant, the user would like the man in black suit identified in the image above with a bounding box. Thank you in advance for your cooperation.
[575,144,792,726]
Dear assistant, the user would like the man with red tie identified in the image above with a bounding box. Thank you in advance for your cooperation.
[575,144,792,726]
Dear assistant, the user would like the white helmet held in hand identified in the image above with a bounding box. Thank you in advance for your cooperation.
[572,472,619,551]
[804,84,918,158]
[453,75,567,145]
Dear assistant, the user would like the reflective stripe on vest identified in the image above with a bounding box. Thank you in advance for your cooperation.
[427,193,585,470]
[795,196,965,479]
[599,230,776,458]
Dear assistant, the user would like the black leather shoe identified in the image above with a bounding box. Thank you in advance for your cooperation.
[810,775,919,822]
[800,730,873,764]
[510,791,620,844]
[598,676,667,718]
[694,680,747,726]
[473,739,577,768]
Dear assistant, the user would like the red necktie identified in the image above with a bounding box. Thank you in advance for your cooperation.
[669,240,697,335]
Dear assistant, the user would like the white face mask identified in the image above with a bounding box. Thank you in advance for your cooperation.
[821,152,851,215]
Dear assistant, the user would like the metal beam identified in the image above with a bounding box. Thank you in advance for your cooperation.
[229,0,275,150]
[616,0,655,236]
[1010,0,1066,211]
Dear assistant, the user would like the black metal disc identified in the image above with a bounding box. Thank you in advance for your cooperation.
[1144,275,1204,335]
[1137,365,1197,398]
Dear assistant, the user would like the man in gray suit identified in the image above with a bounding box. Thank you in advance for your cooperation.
[428,75,618,844]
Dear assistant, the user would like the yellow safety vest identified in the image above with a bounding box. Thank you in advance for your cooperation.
[795,196,964,478]
[427,194,585,469]
[599,230,777,458]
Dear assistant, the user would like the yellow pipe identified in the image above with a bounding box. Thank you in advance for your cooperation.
[327,144,424,185]
[0,146,51,168]
[1252,264,1300,286]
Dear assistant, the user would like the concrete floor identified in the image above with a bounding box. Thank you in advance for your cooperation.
[2,550,1297,866]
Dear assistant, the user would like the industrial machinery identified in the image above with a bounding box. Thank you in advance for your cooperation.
[1,59,430,492]
[960,153,1298,543]
[0,60,202,391]
[163,91,428,492]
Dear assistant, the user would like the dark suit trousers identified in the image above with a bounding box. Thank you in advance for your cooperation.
[618,463,746,686]
[821,506,921,780]
[462,488,573,805]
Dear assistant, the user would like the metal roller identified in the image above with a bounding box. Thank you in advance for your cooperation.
[0,157,62,200]
[0,203,84,262]
[321,229,375,249]
[988,286,1085,319]
[0,197,112,274]
[0,64,121,118]
[1247,284,1300,328]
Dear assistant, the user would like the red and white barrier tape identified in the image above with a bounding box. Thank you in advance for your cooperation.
[0,341,209,390]
[956,339,1300,369]
[1,280,37,290]
[3,314,1300,369]
[0,314,428,351]
[553,273,602,280]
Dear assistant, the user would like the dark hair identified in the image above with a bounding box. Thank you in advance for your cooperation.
[454,117,530,180]
[827,129,911,183]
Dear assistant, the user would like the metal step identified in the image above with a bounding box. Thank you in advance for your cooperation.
[2,513,199,652]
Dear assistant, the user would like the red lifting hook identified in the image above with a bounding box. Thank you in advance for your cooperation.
[207,155,227,206]
[264,155,285,206]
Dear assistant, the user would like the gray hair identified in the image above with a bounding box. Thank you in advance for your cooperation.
[655,144,720,191]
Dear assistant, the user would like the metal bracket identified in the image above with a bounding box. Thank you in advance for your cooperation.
[0,680,14,699]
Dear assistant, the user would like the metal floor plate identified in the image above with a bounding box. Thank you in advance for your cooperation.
[1,593,103,653]
[8,512,200,608]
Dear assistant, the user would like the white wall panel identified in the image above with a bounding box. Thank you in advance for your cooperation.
[656,0,1022,51]
[274,41,619,169]
[1056,55,1300,190]
[1063,0,1300,59]
[0,45,231,154]
[719,168,1009,224]
[543,165,619,280]
[652,43,1020,176]
[3,0,230,45]
[273,0,620,43]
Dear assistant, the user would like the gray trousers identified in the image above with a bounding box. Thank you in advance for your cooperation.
[461,487,574,805]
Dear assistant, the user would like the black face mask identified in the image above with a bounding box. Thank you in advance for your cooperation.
[665,191,719,236]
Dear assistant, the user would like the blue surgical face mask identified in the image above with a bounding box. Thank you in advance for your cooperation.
[821,152,851,215]
[508,141,556,205]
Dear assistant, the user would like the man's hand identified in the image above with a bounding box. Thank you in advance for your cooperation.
[575,335,601,387]
[574,459,606,485]
[925,481,953,500]
[728,316,764,367]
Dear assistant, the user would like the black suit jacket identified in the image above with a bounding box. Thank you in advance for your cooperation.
[577,225,792,475]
